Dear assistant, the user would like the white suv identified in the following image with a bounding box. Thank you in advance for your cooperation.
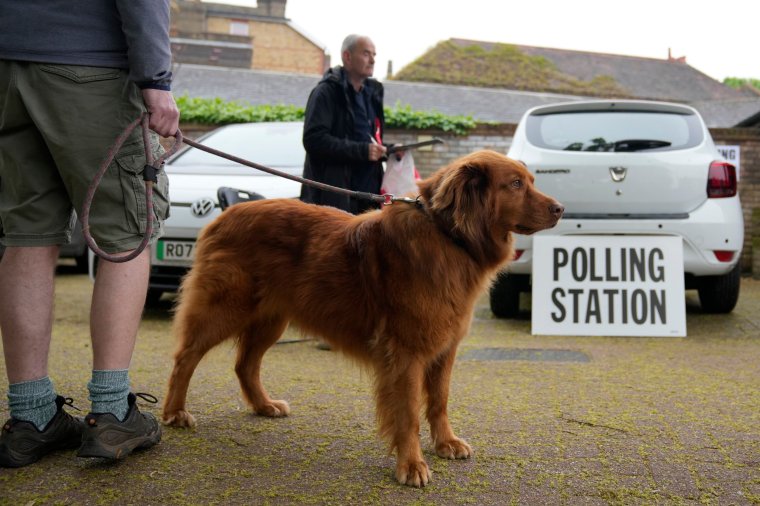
[491,100,743,317]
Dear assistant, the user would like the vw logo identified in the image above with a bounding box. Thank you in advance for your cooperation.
[190,197,216,218]
[609,166,627,182]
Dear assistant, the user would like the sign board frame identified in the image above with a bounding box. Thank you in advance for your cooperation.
[531,235,686,337]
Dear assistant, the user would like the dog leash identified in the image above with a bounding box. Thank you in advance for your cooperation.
[82,115,421,263]
[180,136,421,207]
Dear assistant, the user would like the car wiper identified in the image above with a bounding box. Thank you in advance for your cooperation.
[612,139,672,152]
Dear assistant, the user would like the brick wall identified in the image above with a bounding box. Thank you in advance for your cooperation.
[173,0,326,75]
[710,128,760,273]
[384,124,516,178]
[204,17,325,75]
[251,21,326,75]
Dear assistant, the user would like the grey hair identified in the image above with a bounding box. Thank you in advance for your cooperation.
[341,34,365,54]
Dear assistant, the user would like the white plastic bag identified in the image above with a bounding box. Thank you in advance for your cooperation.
[381,151,421,197]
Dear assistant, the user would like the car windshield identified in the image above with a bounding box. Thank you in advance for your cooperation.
[526,111,703,152]
[168,122,305,176]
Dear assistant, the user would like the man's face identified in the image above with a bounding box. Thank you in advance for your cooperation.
[344,38,376,80]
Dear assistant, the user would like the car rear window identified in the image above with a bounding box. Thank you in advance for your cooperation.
[525,111,703,152]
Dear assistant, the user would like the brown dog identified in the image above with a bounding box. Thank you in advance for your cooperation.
[162,150,563,487]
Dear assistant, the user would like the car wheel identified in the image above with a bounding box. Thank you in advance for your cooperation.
[490,272,529,318]
[697,263,741,314]
[145,288,164,308]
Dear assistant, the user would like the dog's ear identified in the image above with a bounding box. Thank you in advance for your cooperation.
[429,161,493,244]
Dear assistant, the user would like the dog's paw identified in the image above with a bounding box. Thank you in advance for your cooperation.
[162,409,196,428]
[435,437,473,460]
[254,399,290,417]
[396,459,432,487]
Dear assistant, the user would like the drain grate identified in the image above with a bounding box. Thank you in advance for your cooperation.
[460,347,590,363]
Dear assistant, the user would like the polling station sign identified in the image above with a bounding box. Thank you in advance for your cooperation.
[532,236,686,337]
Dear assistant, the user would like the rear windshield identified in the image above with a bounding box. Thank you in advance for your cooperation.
[525,110,703,152]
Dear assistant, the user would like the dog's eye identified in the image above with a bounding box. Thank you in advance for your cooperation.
[511,180,523,189]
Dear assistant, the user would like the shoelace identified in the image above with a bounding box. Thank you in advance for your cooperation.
[62,397,82,412]
[134,393,159,405]
[2,397,81,433]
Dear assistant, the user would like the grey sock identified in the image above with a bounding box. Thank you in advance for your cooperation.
[8,377,57,430]
[88,369,130,421]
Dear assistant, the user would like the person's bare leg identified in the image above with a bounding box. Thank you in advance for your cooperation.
[77,248,162,460]
[89,249,150,370]
[0,246,59,384]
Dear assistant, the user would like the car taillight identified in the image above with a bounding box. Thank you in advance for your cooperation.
[707,161,737,198]
[713,251,735,262]
[513,250,524,261]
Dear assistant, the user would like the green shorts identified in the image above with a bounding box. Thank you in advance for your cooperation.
[0,60,170,253]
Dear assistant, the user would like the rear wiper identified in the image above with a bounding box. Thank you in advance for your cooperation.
[613,139,672,152]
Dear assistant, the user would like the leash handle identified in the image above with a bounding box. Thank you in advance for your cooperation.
[81,113,182,264]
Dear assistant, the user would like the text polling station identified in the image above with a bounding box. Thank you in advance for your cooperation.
[531,236,686,336]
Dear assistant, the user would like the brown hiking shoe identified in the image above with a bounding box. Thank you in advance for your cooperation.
[0,396,84,468]
[77,393,161,460]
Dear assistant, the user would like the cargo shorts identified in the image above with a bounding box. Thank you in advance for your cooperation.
[0,60,170,254]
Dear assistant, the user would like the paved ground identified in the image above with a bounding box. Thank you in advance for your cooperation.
[1,263,759,505]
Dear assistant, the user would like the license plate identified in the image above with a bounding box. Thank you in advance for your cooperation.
[156,240,196,261]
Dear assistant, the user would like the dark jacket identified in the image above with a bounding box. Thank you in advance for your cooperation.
[300,66,385,214]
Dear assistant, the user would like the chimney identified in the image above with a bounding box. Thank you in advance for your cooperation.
[667,48,687,64]
[257,0,286,18]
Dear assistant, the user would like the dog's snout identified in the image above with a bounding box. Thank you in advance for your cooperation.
[550,203,564,219]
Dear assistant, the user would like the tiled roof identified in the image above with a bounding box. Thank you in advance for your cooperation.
[171,64,760,128]
[690,98,760,128]
[172,64,317,106]
[171,64,591,124]
[449,39,747,103]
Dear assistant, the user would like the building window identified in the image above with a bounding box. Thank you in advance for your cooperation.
[230,21,249,36]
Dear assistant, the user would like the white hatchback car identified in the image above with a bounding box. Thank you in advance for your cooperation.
[89,121,304,305]
[491,100,743,317]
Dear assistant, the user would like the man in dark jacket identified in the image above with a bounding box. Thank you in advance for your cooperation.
[301,34,388,214]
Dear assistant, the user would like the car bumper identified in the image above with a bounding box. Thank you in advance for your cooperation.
[507,199,744,277]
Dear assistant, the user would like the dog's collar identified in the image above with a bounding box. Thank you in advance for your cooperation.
[414,197,471,253]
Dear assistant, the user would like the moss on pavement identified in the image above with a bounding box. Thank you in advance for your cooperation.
[1,263,759,505]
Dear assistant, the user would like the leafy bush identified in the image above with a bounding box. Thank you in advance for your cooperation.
[385,104,476,134]
[723,77,760,91]
[176,95,476,134]
[176,96,304,124]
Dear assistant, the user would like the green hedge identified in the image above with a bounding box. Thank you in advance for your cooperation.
[723,77,760,91]
[176,95,476,135]
[176,96,304,124]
